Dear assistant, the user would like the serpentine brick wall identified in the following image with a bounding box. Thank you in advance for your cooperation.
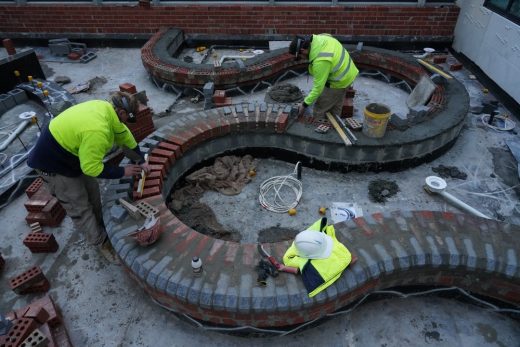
[101,102,518,328]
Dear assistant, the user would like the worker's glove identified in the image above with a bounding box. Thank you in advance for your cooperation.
[298,102,308,117]
[255,259,278,286]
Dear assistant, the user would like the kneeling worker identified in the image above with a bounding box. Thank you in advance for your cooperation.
[289,34,359,118]
[28,91,150,263]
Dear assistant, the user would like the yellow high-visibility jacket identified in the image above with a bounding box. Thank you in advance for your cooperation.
[304,34,359,106]
[283,218,352,297]
[49,100,137,177]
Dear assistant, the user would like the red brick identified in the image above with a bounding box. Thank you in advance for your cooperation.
[342,98,354,118]
[25,177,44,198]
[9,266,47,294]
[213,90,226,103]
[157,141,182,158]
[151,148,176,164]
[148,155,169,167]
[23,305,50,324]
[133,186,161,200]
[214,97,232,107]
[275,113,289,133]
[119,82,137,94]
[432,55,447,64]
[449,63,463,71]
[23,232,59,253]
[2,317,38,346]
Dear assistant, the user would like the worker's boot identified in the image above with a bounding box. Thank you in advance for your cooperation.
[98,239,120,265]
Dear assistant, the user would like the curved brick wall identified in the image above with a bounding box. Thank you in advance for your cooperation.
[0,4,459,41]
[142,28,451,92]
[101,102,518,328]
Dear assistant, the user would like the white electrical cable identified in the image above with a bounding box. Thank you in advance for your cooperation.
[259,162,302,213]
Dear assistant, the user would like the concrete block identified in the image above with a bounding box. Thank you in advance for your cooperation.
[0,93,16,110]
[110,204,128,223]
[8,88,28,104]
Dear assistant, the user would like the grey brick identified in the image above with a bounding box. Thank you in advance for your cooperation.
[409,237,426,266]
[8,88,27,104]
[199,285,213,309]
[176,276,193,302]
[484,244,497,272]
[223,106,232,115]
[235,104,243,114]
[359,248,380,278]
[110,204,127,223]
[426,236,442,266]
[445,236,460,268]
[274,285,289,311]
[225,287,238,311]
[505,248,517,277]
[463,238,477,270]
[166,267,185,297]
[374,244,395,273]
[155,268,174,292]
[187,277,204,305]
[147,256,173,288]
[390,240,410,270]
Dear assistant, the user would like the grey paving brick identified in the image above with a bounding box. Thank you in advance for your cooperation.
[225,287,238,311]
[199,285,213,309]
[147,256,173,288]
[484,244,497,272]
[373,244,395,273]
[176,276,193,302]
[390,240,410,270]
[359,248,381,278]
[426,236,442,266]
[445,236,460,268]
[505,248,518,277]
[409,237,426,266]
[462,238,477,270]
[274,285,289,311]
[166,267,185,297]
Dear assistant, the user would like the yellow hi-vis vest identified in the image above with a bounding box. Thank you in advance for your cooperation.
[308,34,359,89]
[283,218,352,297]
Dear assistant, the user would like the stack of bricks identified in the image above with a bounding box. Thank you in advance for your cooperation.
[23,223,59,253]
[3,295,72,347]
[9,266,50,295]
[119,83,155,142]
[341,87,355,118]
[24,180,66,227]
[213,90,231,107]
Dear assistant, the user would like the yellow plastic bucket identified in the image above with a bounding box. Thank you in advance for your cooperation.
[362,103,392,138]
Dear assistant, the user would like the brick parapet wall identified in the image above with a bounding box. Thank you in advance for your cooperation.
[0,4,459,40]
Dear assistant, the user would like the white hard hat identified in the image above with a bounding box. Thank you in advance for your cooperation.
[294,230,333,259]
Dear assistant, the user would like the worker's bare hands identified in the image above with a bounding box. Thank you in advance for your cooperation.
[139,163,151,175]
[123,164,144,177]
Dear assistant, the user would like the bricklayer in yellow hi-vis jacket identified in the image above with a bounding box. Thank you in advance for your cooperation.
[283,217,352,297]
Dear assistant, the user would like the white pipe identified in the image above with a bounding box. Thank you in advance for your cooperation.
[425,176,492,220]
[0,119,31,152]
[438,191,492,220]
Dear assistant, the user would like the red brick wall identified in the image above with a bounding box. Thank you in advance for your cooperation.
[0,4,459,39]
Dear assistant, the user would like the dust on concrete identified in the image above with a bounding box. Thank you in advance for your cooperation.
[489,147,520,198]
[87,76,108,94]
[368,179,399,203]
[431,165,468,180]
[476,323,507,347]
[257,225,299,243]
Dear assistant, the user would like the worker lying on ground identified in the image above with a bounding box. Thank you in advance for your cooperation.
[283,217,352,297]
[27,91,150,263]
[288,34,359,119]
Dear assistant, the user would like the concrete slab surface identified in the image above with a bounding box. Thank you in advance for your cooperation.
[1,46,519,346]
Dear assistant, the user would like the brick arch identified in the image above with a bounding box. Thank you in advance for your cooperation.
[102,105,519,328]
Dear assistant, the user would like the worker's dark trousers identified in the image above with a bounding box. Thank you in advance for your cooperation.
[42,174,106,245]
[313,87,347,118]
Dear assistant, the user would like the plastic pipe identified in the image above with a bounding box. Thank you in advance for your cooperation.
[0,119,31,152]
[425,176,491,220]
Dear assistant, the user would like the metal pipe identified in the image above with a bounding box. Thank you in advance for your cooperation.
[0,119,31,152]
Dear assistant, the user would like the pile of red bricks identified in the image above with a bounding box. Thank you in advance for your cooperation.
[2,295,72,347]
[213,90,231,107]
[24,178,66,227]
[119,83,156,142]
